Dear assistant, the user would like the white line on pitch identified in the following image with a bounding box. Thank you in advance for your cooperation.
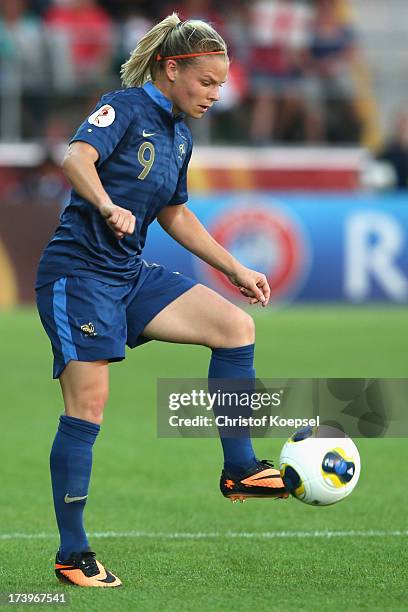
[0,530,407,541]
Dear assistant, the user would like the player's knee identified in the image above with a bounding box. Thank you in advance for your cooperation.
[223,309,255,347]
[72,387,108,425]
[83,390,108,424]
[237,311,256,346]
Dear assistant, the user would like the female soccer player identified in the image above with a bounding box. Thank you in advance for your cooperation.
[36,13,287,588]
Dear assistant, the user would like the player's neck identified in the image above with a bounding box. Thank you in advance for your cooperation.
[151,80,181,116]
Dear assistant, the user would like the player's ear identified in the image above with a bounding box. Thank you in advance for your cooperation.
[165,59,179,83]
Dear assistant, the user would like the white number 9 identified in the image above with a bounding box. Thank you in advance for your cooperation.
[137,142,155,180]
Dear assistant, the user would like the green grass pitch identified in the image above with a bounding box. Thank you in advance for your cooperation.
[0,306,407,611]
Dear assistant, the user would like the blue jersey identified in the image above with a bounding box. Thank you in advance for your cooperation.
[36,82,193,288]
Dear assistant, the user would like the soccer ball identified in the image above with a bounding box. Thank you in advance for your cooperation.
[279,425,361,506]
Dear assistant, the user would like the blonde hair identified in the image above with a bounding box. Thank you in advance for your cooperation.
[121,13,227,88]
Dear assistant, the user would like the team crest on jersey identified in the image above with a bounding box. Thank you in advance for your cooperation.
[88,104,115,127]
[80,322,97,337]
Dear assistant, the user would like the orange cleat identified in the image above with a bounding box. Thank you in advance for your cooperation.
[55,551,122,587]
[220,459,289,501]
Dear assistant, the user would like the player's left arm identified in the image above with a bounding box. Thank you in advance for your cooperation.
[157,204,270,306]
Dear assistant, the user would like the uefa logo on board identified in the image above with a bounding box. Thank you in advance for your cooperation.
[199,202,311,303]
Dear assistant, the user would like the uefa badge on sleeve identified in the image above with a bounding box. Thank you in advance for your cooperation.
[88,104,116,128]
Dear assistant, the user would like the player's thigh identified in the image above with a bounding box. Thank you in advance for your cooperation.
[59,360,109,424]
[36,276,128,379]
[141,284,255,348]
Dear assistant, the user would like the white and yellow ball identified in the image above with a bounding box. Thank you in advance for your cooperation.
[279,426,361,506]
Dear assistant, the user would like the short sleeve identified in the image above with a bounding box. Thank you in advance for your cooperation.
[69,92,135,165]
[169,140,193,205]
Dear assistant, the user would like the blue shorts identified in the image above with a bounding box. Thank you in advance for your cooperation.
[36,261,197,378]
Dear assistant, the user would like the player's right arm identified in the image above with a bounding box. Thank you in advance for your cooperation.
[62,141,135,240]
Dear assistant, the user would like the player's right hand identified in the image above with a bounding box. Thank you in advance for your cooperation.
[99,202,136,240]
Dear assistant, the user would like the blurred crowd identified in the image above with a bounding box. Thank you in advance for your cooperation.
[0,0,384,148]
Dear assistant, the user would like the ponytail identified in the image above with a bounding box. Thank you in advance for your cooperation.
[121,12,227,88]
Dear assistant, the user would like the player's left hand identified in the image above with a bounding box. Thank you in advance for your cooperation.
[227,266,270,307]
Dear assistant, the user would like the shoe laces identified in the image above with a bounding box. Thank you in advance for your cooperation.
[78,551,99,577]
[258,459,275,469]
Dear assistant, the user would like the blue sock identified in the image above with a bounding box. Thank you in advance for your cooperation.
[209,344,257,475]
[50,415,100,561]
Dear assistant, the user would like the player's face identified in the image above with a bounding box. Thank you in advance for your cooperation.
[170,56,229,119]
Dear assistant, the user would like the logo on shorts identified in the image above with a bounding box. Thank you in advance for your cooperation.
[80,322,97,337]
